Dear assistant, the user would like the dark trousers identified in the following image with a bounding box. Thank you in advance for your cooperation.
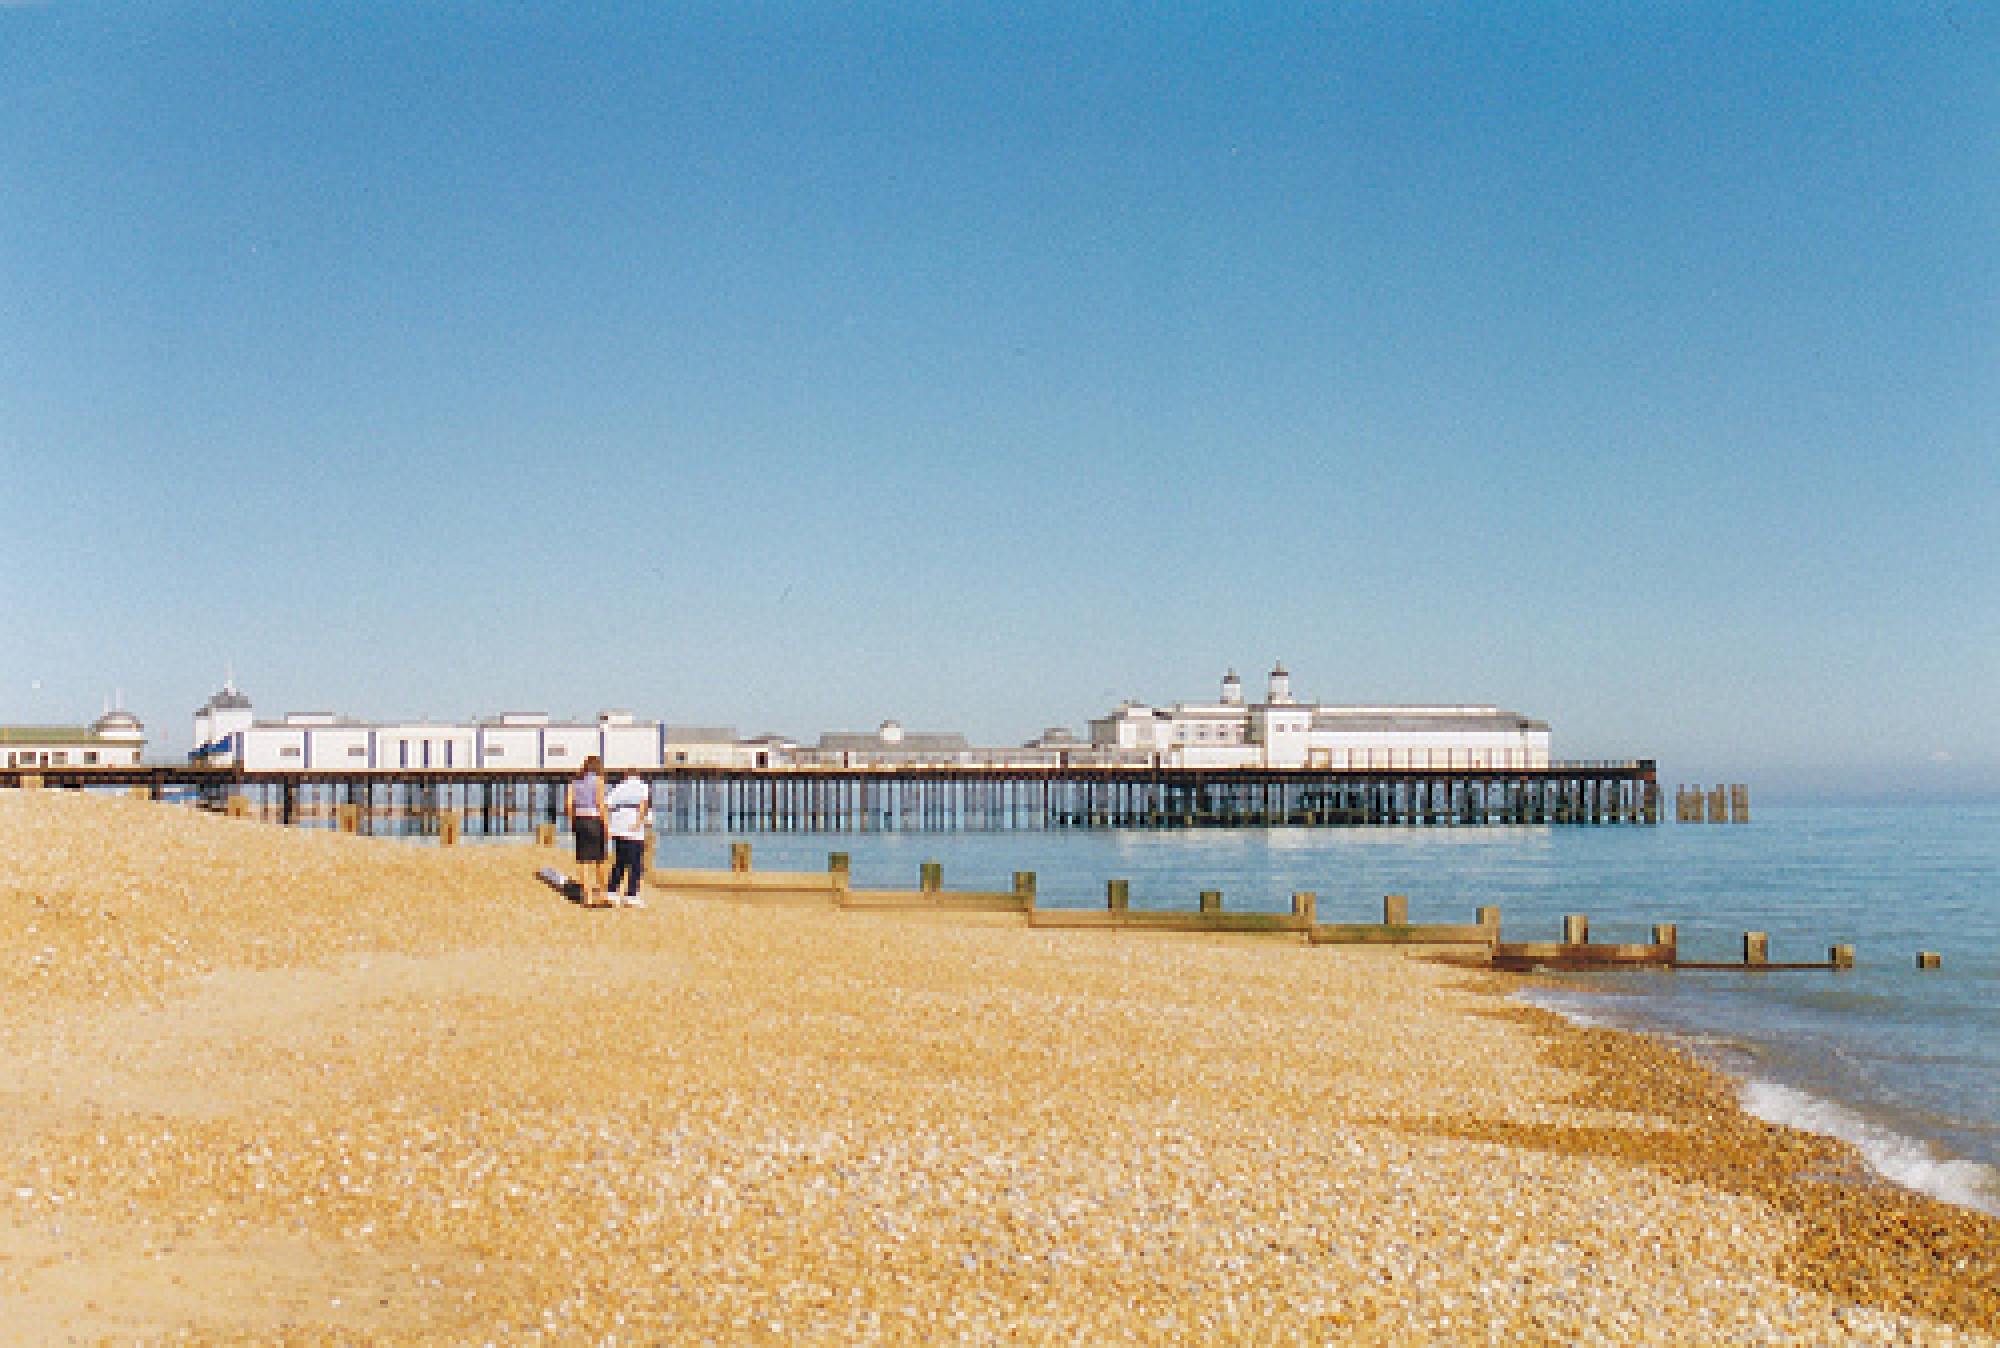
[609,838,646,897]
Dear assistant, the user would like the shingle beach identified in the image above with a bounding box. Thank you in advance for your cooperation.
[3,790,1995,1343]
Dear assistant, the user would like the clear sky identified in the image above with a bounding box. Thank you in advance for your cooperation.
[3,3,1994,801]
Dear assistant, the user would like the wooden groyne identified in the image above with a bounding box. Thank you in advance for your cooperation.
[635,846,1855,973]
[1491,915,1856,973]
[1,760,1662,832]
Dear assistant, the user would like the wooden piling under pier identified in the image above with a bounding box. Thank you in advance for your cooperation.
[1,761,1663,833]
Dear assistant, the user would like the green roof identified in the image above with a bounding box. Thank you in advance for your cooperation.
[0,725,115,746]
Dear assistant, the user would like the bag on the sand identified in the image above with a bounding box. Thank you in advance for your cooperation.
[535,867,588,904]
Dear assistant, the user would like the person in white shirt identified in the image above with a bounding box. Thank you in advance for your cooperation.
[603,769,653,909]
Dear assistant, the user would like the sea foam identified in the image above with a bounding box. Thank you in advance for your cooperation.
[1739,1079,2000,1218]
[1519,988,2000,1218]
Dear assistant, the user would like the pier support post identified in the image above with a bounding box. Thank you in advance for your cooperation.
[338,803,361,834]
[1383,894,1409,926]
[439,811,460,846]
[1744,932,1769,966]
[1107,879,1129,912]
[1562,914,1589,946]
[1199,889,1222,914]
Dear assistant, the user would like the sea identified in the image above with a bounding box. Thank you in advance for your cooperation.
[646,802,2000,1217]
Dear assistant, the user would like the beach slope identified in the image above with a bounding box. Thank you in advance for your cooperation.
[2,791,1994,1342]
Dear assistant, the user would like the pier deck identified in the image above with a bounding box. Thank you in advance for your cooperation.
[0,761,1659,832]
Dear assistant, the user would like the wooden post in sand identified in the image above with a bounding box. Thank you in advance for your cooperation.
[1199,889,1222,914]
[730,842,752,873]
[1383,894,1410,926]
[1743,932,1769,966]
[1652,923,1678,954]
[1477,905,1501,931]
[535,821,557,847]
[1014,871,1037,903]
[1562,914,1589,945]
[920,861,943,893]
[227,795,250,818]
[1106,879,1129,912]
[439,811,460,846]
[1291,891,1316,924]
[1830,944,1855,969]
[1917,951,1942,970]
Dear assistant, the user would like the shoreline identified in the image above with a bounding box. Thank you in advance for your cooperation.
[1520,978,2000,1220]
[1473,991,2000,1335]
[3,790,1995,1341]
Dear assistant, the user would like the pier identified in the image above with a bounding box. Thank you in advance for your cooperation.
[0,760,1660,832]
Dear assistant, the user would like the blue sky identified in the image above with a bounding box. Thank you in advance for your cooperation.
[3,2,1994,800]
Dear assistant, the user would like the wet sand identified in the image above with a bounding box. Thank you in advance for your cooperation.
[2,789,1995,1343]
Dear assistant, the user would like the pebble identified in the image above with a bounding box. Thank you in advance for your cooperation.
[0,789,1994,1343]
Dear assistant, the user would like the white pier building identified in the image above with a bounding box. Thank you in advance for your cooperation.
[1089,666,1552,771]
[1,708,148,769]
[190,683,784,772]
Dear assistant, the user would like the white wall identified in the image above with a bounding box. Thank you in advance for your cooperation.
[601,723,663,771]
[305,726,372,771]
[478,725,545,769]
[372,725,477,772]
[541,726,601,771]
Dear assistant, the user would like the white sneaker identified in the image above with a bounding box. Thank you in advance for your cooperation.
[620,895,646,909]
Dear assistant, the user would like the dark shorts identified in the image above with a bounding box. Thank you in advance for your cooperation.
[573,816,606,863]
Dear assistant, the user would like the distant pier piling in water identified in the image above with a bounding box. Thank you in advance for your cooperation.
[1677,783,1750,823]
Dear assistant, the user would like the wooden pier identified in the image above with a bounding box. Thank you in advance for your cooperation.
[0,760,1660,833]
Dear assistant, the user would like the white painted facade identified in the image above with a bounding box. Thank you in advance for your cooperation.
[2,709,148,769]
[187,685,765,772]
[183,669,1552,775]
[1090,666,1553,770]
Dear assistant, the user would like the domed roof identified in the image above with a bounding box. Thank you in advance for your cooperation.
[92,709,145,739]
[204,677,251,712]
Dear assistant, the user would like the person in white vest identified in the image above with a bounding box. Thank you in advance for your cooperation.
[603,768,653,909]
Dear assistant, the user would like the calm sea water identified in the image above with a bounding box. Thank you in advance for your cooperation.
[648,804,2000,1215]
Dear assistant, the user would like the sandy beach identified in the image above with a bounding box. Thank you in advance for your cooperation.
[1,790,1994,1343]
